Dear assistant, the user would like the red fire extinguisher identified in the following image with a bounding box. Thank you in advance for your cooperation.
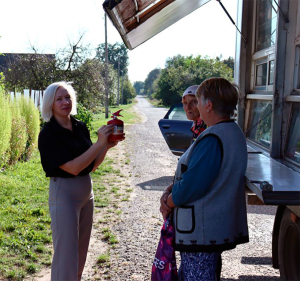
[107,109,124,141]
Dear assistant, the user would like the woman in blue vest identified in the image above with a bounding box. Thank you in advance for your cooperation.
[160,77,249,281]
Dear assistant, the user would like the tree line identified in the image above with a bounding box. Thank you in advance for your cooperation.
[133,55,234,106]
[0,37,136,111]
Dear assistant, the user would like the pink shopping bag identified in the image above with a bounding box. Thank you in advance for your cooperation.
[151,216,178,281]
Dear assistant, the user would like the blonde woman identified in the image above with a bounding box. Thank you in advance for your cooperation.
[38,81,123,280]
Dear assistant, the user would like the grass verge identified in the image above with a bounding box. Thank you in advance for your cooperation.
[92,101,140,129]
[0,152,51,280]
[145,97,164,107]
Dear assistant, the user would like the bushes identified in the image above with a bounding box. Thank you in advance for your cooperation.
[0,87,40,167]
[76,103,93,131]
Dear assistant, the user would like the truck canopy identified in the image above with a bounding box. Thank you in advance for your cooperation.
[103,0,210,50]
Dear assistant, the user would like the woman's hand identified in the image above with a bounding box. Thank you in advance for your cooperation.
[97,125,114,146]
[160,200,171,221]
[106,133,126,150]
[160,184,173,220]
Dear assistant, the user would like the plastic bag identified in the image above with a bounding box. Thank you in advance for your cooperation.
[151,216,178,281]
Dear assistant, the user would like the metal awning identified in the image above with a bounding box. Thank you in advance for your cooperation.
[103,0,210,50]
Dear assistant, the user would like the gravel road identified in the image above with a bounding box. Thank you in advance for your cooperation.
[109,96,281,280]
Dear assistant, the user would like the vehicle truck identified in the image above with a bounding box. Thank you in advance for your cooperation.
[103,0,300,279]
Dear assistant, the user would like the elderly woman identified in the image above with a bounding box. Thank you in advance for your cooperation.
[38,81,123,281]
[182,85,207,143]
[160,77,249,280]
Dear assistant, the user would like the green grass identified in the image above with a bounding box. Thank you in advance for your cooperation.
[0,152,51,280]
[145,97,164,107]
[0,153,122,280]
[97,253,110,265]
[101,228,118,245]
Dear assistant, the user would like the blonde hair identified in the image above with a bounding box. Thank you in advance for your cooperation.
[42,81,77,122]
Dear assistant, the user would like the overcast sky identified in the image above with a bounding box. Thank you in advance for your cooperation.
[0,0,237,83]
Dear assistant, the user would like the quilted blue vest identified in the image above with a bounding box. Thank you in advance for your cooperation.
[173,121,249,252]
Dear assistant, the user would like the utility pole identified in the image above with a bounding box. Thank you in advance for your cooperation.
[117,56,120,106]
[121,71,124,105]
[105,13,109,118]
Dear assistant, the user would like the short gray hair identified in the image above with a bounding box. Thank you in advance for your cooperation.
[196,77,239,118]
[41,81,77,122]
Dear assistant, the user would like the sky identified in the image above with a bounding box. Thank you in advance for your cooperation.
[0,0,237,83]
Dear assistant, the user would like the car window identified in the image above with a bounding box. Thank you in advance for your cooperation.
[168,105,189,121]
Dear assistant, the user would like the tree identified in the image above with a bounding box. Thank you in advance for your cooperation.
[133,81,144,95]
[95,42,129,75]
[1,34,124,110]
[216,55,234,77]
[155,55,233,106]
[223,56,234,76]
[72,58,105,109]
[54,33,92,81]
[144,68,161,97]
[2,33,92,93]
[1,53,56,94]
[121,76,136,104]
[71,58,119,109]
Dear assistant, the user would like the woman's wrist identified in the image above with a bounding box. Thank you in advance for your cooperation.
[162,190,170,197]
[163,184,173,195]
[96,137,107,148]
[167,193,175,208]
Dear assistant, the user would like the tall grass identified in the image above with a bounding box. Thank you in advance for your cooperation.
[19,97,40,160]
[0,87,40,167]
[9,102,27,165]
[0,87,12,167]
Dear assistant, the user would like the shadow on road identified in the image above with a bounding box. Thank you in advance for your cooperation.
[137,176,174,191]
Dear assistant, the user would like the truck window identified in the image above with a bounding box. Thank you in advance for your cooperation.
[285,103,300,164]
[268,60,274,85]
[252,0,277,93]
[255,0,277,52]
[247,100,272,148]
[255,62,267,87]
